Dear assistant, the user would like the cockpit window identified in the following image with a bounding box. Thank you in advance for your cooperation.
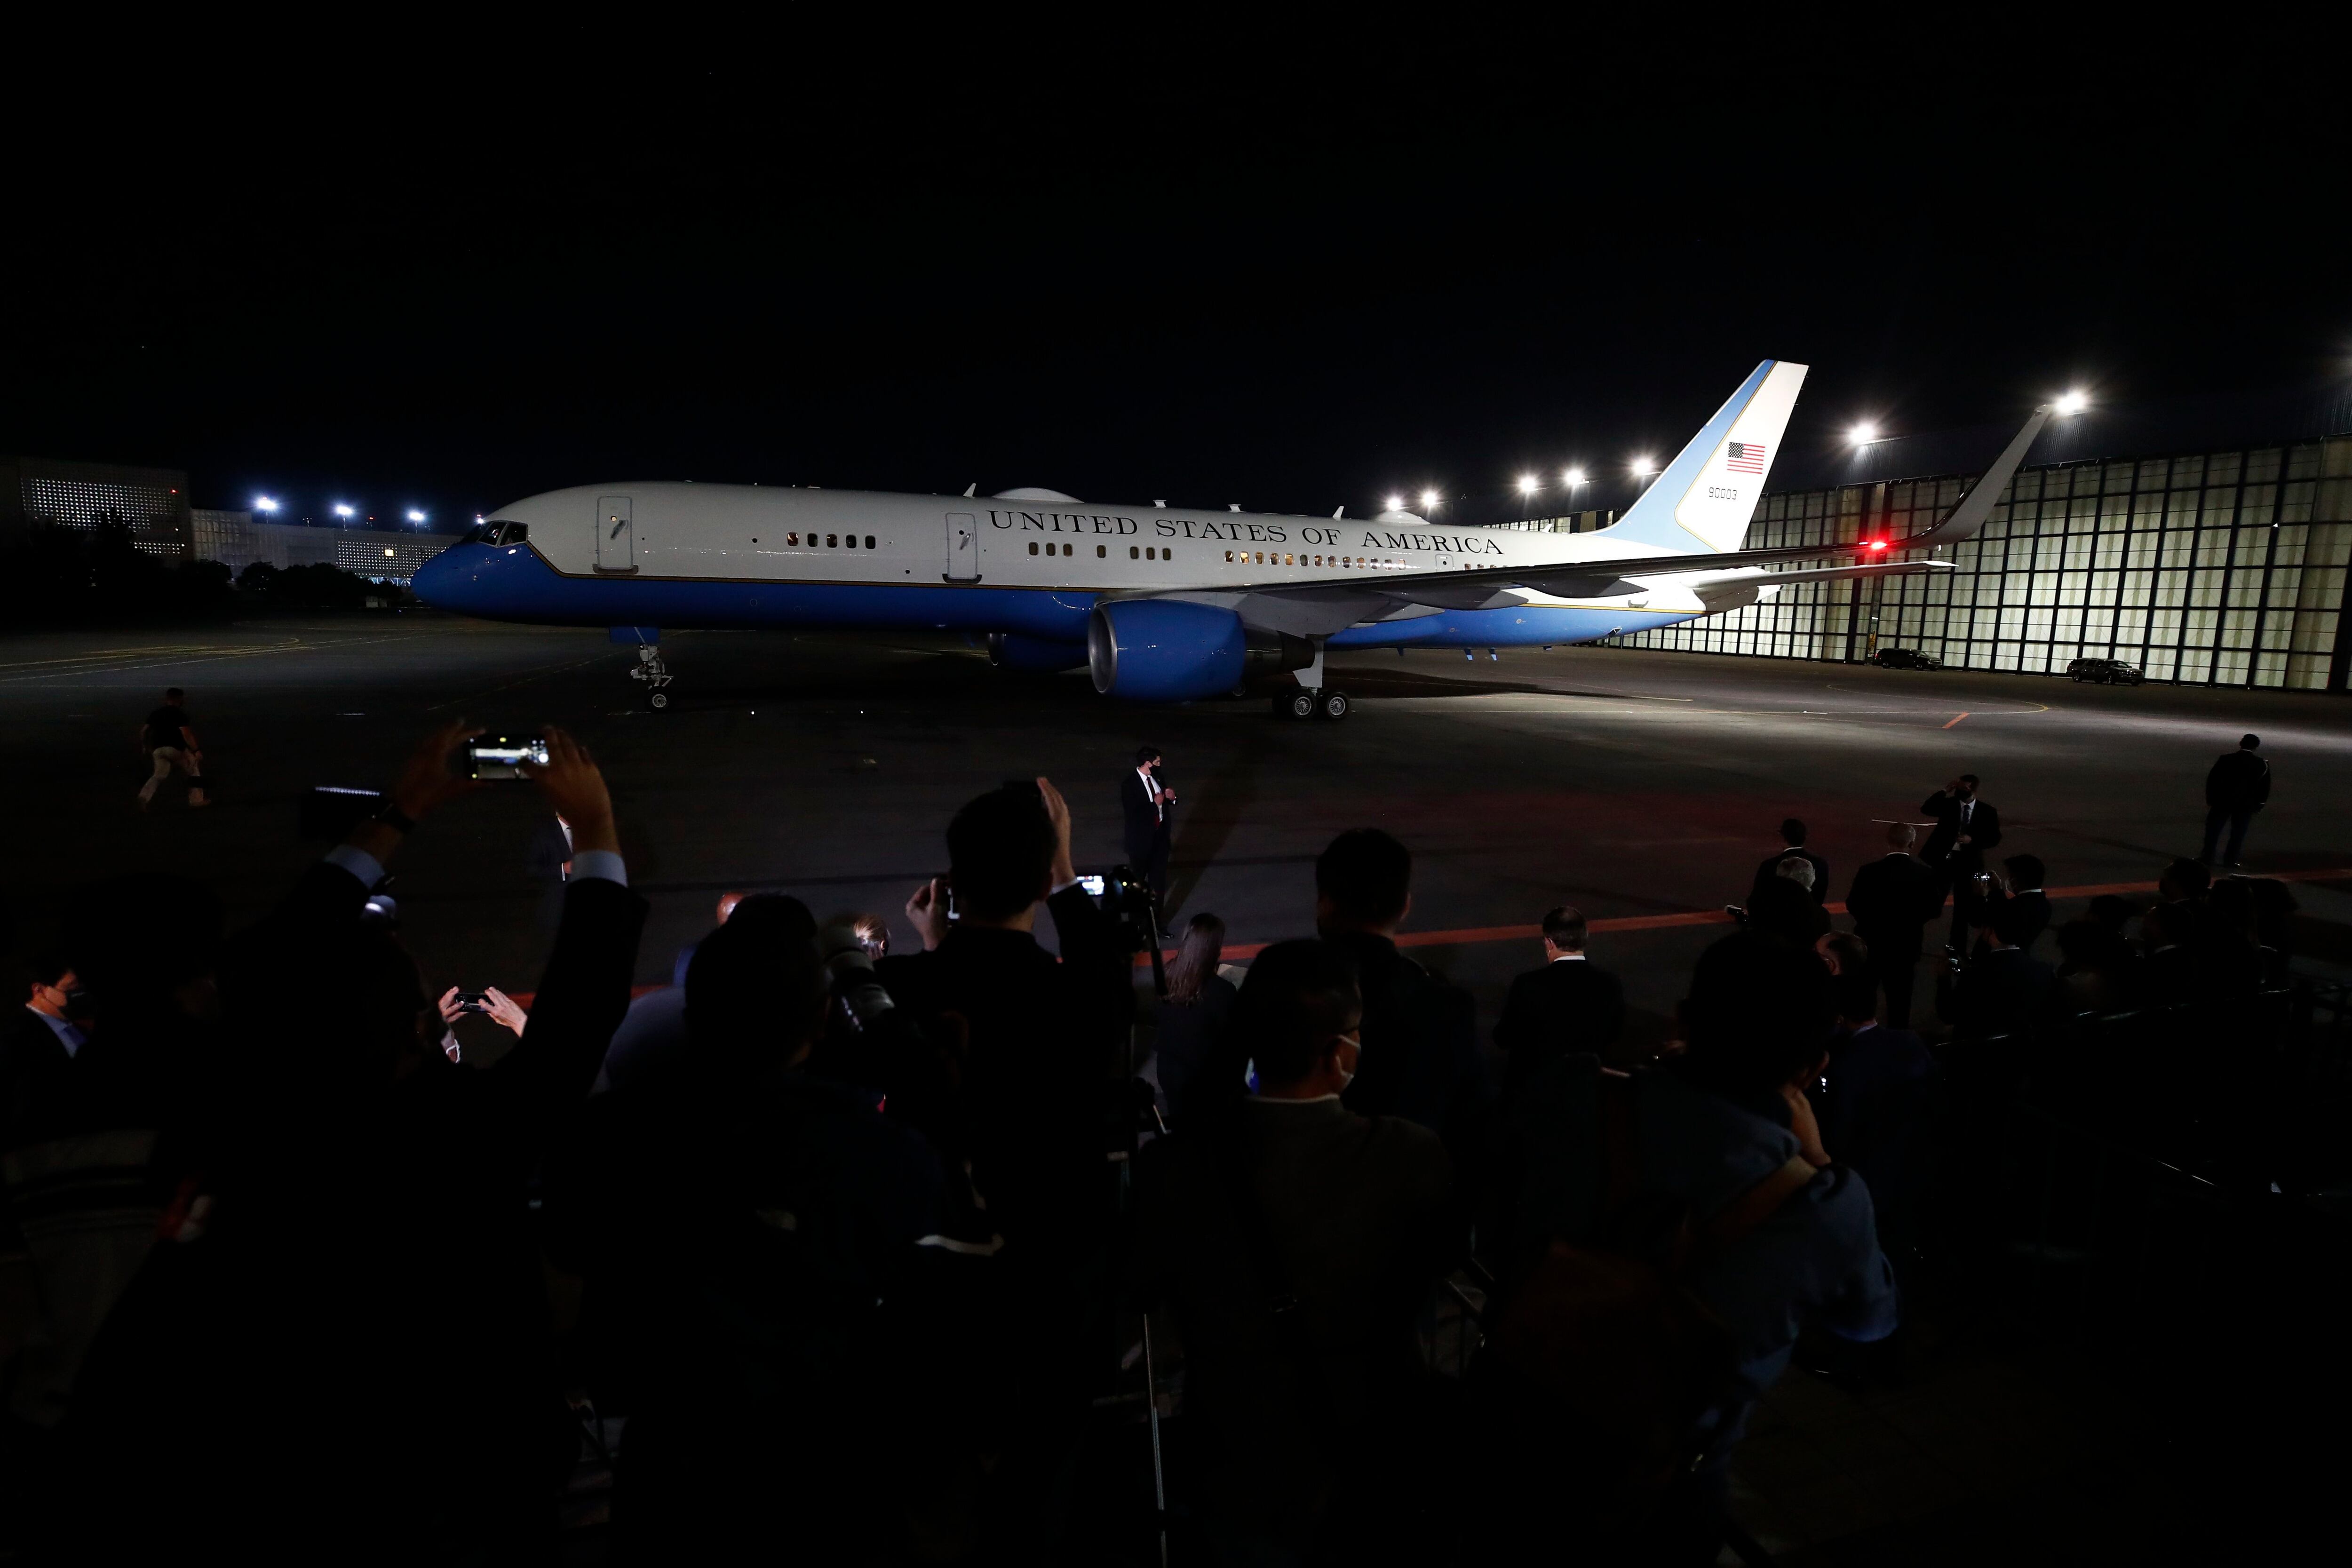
[461,523,490,544]
[501,523,528,543]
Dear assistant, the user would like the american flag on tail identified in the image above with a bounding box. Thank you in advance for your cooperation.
[1724,440,1767,474]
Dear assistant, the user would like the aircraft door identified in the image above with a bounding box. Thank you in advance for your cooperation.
[945,512,980,582]
[596,495,635,573]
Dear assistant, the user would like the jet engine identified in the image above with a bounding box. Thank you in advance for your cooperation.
[987,632,1089,672]
[1087,599,1248,701]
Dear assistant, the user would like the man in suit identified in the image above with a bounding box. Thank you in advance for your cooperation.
[1120,745,1176,915]
[1919,773,2002,950]
[1844,822,1948,1028]
[1494,905,1628,1090]
[1748,818,1829,908]
[2201,733,2270,869]
[2,955,85,1143]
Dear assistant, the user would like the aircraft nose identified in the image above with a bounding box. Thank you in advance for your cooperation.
[410,545,466,610]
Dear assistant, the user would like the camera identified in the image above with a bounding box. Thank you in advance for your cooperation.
[1088,864,1166,990]
[454,991,491,1013]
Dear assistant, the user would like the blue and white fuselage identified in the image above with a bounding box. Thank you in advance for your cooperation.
[413,360,2003,705]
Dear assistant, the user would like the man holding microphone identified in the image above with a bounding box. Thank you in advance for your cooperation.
[1121,746,1177,917]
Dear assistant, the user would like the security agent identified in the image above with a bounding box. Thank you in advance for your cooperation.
[2202,733,2270,869]
[1748,819,1829,908]
[1120,746,1177,914]
[1494,905,1628,1089]
[1919,774,2003,949]
[1844,823,1948,1029]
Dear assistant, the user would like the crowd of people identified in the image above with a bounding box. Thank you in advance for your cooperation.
[0,721,2301,1563]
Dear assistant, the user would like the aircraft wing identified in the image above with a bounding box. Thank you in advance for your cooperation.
[1157,398,2051,637]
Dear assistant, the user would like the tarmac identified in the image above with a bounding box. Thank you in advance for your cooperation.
[11,609,2349,1561]
[12,611,2350,1052]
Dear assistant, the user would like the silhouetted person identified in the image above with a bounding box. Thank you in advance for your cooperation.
[1130,939,1458,1562]
[1812,966,1935,1261]
[1746,871,1830,949]
[1981,853,2051,954]
[134,686,207,810]
[1948,901,2054,1038]
[1920,773,2002,949]
[1315,829,1491,1154]
[1748,817,1828,907]
[1845,822,1947,1028]
[1121,745,1177,914]
[1494,905,1627,1090]
[1155,913,1237,1122]
[2202,733,2269,868]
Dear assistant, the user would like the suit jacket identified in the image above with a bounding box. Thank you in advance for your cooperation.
[1494,959,1628,1090]
[1919,791,2002,870]
[1845,854,1948,956]
[2205,750,2270,809]
[1749,846,1829,906]
[1121,769,1173,864]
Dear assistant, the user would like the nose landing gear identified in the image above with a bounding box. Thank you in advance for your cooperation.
[630,645,673,710]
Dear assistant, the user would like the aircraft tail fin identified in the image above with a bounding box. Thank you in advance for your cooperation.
[1598,360,1808,555]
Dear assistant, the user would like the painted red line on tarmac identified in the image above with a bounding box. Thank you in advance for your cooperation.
[1942,712,1970,729]
[512,866,2352,997]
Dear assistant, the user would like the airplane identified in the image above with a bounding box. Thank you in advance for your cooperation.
[412,360,2059,716]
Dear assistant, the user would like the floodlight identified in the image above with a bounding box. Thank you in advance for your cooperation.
[1517,474,1540,496]
[1850,422,1880,445]
[1562,468,1587,486]
[1386,494,1404,512]
[405,509,427,523]
[332,503,355,517]
[1630,456,1656,477]
[1419,488,1440,511]
[2056,391,2088,415]
[254,495,279,513]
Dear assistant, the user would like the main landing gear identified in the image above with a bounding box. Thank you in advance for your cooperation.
[1273,688,1351,721]
[630,645,674,710]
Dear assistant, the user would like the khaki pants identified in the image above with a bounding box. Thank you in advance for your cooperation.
[138,746,205,804]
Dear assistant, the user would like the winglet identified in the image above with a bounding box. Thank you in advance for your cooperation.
[1599,360,1809,555]
[1897,406,2054,550]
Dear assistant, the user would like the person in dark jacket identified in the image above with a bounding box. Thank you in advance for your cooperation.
[2201,733,2270,868]
[1948,901,2054,1039]
[875,778,1133,1551]
[1311,829,1492,1157]
[1980,854,2051,954]
[65,722,647,1558]
[1844,822,1948,1028]
[1155,913,1237,1122]
[1811,968,1935,1261]
[1920,774,2003,949]
[546,895,953,1560]
[1130,939,1458,1562]
[1120,745,1177,914]
[1494,904,1628,1089]
[1748,818,1829,907]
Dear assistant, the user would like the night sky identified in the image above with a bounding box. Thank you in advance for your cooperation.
[8,35,2343,528]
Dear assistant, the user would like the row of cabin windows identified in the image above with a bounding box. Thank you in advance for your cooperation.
[764,533,874,549]
[1224,551,1401,569]
[1027,541,1182,560]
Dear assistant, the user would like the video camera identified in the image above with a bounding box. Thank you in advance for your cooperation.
[1080,865,1165,991]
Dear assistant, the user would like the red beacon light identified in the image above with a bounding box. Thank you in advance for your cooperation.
[1867,538,1890,552]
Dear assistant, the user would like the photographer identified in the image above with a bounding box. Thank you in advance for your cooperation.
[65,722,647,1557]
[875,777,1132,1550]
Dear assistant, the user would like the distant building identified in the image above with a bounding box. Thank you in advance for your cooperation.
[0,455,193,560]
[189,508,457,585]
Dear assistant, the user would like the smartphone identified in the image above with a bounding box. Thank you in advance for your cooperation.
[466,736,550,780]
[455,991,491,1013]
[1077,874,1108,897]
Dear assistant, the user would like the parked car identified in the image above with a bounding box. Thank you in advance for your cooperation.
[1869,647,1943,670]
[2066,656,2145,685]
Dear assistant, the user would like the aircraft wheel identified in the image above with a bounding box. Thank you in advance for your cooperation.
[1276,690,1316,720]
[1317,689,1351,721]
[648,690,671,711]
